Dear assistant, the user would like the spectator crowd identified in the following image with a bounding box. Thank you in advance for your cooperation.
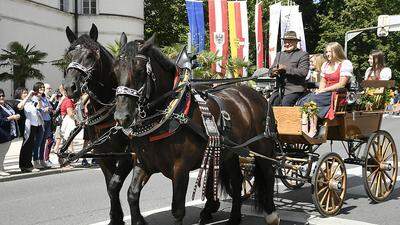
[0,82,95,176]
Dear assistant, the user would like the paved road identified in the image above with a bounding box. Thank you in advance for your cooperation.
[1,116,400,225]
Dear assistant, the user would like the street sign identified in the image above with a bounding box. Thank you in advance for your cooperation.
[377,15,400,37]
[377,15,389,37]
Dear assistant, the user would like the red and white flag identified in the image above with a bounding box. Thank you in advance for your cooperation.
[208,0,229,74]
[255,1,264,69]
[268,2,281,67]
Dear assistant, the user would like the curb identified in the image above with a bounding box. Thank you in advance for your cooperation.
[0,166,96,182]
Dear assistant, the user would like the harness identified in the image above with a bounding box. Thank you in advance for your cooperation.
[58,50,127,163]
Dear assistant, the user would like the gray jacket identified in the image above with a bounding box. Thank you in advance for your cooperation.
[270,49,310,94]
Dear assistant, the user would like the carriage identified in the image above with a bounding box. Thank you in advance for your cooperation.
[240,78,398,216]
[60,25,398,224]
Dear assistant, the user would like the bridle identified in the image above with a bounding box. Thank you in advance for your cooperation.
[66,45,114,106]
[115,53,157,119]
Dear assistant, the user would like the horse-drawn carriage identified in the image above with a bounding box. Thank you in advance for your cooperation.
[60,25,397,225]
[240,78,398,216]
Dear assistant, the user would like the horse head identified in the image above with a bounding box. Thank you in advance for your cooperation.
[63,24,115,104]
[113,34,175,128]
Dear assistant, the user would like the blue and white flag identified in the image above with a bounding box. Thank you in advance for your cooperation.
[186,0,205,53]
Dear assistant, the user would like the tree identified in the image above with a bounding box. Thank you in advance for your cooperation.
[0,42,47,90]
[106,40,122,57]
[144,0,189,47]
[316,0,400,82]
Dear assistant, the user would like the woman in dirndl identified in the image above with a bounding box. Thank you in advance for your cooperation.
[364,50,391,81]
[297,42,353,137]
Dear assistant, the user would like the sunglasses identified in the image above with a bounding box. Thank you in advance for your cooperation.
[0,94,5,98]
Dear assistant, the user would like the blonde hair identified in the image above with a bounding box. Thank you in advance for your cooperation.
[326,42,346,62]
[313,54,326,72]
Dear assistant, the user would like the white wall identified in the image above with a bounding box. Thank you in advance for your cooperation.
[0,0,144,98]
[99,0,144,18]
[31,0,60,9]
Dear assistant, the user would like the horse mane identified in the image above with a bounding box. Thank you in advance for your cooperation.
[145,45,176,75]
[68,34,114,60]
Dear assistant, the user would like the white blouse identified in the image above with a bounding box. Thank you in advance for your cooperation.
[364,67,391,80]
[321,60,353,78]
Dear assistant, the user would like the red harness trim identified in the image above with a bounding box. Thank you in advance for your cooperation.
[149,68,191,142]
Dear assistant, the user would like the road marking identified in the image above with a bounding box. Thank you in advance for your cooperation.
[89,199,206,225]
[308,216,377,225]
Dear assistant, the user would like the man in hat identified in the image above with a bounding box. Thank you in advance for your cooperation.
[269,31,310,106]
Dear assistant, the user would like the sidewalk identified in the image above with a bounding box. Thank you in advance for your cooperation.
[1,130,94,182]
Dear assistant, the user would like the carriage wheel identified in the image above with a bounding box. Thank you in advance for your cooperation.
[279,159,306,190]
[241,170,254,200]
[278,144,310,189]
[312,152,347,217]
[362,130,398,203]
[240,156,255,200]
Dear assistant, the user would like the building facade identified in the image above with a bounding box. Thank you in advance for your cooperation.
[0,0,144,97]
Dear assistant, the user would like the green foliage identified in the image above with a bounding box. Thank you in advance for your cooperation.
[144,0,400,84]
[50,53,72,73]
[316,0,400,83]
[106,40,122,57]
[144,0,189,47]
[0,41,47,88]
[192,50,222,79]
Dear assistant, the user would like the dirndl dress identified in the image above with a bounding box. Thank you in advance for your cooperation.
[297,63,342,119]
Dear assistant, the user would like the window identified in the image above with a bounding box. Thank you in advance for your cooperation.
[82,0,97,15]
[60,0,69,12]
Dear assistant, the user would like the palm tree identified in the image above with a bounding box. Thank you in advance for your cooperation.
[0,41,47,90]
[106,40,122,57]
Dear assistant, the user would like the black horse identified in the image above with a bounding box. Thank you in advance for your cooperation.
[113,33,280,225]
[63,24,132,225]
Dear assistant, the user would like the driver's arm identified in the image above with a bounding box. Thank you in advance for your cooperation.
[285,52,309,78]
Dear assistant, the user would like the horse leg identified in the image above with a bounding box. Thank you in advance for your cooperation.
[221,153,242,225]
[254,158,280,225]
[199,171,220,224]
[171,165,190,225]
[102,159,132,225]
[128,166,150,225]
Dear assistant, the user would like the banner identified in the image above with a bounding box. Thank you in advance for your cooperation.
[255,1,264,69]
[208,0,229,74]
[228,1,249,77]
[280,5,306,51]
[185,0,206,53]
[268,2,281,67]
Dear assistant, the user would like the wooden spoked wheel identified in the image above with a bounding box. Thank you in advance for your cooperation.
[279,159,306,190]
[312,152,347,216]
[241,170,254,200]
[239,156,255,200]
[362,130,398,203]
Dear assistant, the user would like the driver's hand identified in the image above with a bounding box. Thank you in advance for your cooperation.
[277,64,287,73]
[271,68,280,77]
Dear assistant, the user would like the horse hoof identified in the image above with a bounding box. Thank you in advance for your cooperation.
[264,211,280,225]
[200,210,213,223]
[199,213,212,225]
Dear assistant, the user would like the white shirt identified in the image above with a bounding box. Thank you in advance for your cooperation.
[364,67,391,80]
[24,97,43,127]
[321,60,353,78]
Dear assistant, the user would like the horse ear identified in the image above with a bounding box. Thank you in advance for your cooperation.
[89,23,98,41]
[66,26,76,43]
[139,34,156,52]
[120,32,127,47]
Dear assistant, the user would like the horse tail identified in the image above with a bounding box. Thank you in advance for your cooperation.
[253,158,275,213]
